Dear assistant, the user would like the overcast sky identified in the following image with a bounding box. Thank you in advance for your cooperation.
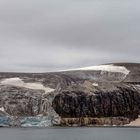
[0,0,140,72]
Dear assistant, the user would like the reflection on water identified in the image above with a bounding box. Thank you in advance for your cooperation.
[0,127,140,140]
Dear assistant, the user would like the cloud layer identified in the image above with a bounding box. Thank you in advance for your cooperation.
[0,0,140,72]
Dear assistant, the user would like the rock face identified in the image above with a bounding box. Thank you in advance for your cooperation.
[0,63,140,127]
[60,117,130,126]
[53,84,140,121]
[0,85,60,127]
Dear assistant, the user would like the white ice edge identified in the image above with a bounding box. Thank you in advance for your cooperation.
[59,64,130,75]
[92,83,98,87]
[0,107,5,112]
[0,77,55,93]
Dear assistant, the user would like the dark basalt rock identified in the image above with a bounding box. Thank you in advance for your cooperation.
[53,84,140,120]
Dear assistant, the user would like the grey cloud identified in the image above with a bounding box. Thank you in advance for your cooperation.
[0,0,140,72]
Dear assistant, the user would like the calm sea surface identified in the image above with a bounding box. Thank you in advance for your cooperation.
[0,127,140,140]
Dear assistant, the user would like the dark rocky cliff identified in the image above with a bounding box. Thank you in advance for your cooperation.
[0,63,140,127]
[53,84,140,119]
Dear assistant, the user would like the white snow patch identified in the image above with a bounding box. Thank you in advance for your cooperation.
[92,83,98,87]
[0,77,55,93]
[79,65,130,75]
[59,64,130,75]
[0,107,5,112]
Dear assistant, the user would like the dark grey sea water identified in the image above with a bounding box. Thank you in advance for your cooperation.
[0,127,140,140]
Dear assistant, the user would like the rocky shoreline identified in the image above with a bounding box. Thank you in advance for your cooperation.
[60,117,131,126]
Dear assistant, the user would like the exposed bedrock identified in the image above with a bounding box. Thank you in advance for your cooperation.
[0,63,140,127]
[0,86,46,116]
[60,117,130,126]
[53,84,140,121]
[0,85,60,126]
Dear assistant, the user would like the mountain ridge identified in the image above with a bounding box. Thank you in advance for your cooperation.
[0,63,140,127]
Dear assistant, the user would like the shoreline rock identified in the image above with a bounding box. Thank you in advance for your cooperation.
[60,117,131,126]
